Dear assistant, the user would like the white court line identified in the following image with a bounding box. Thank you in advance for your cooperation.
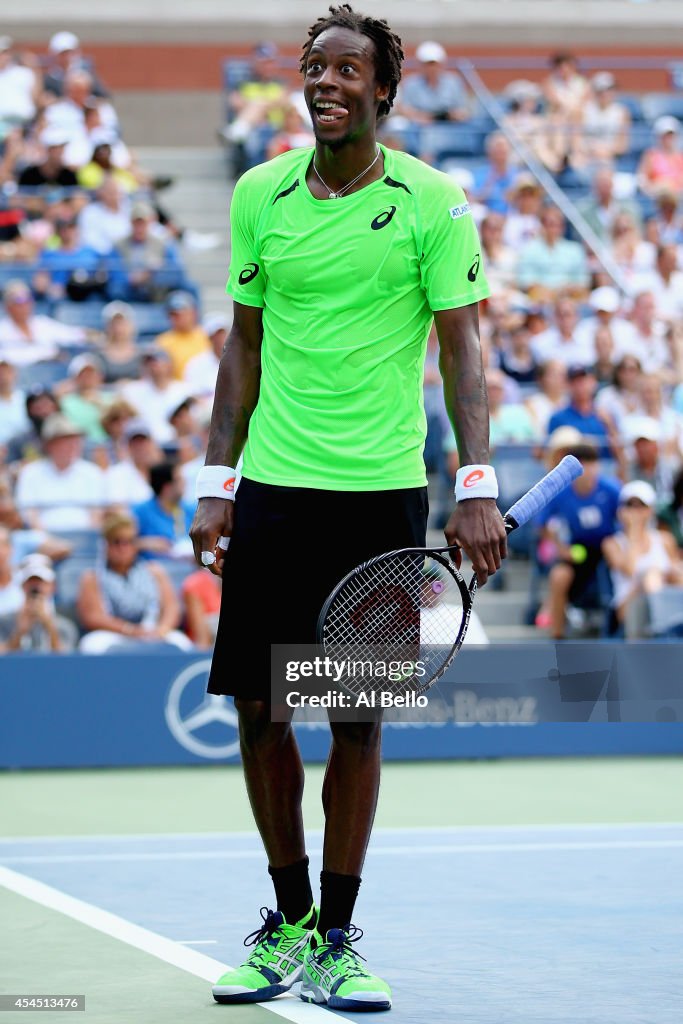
[1,821,682,845]
[3,838,683,865]
[0,866,344,1024]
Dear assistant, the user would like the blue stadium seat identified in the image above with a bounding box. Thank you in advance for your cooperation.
[469,114,497,136]
[16,360,68,391]
[562,184,592,204]
[155,558,196,594]
[619,93,644,122]
[438,157,487,178]
[615,153,641,174]
[554,165,589,191]
[635,193,658,222]
[126,304,170,338]
[51,530,102,560]
[0,264,39,290]
[641,92,683,124]
[53,301,106,331]
[222,58,253,95]
[647,587,683,638]
[431,125,486,159]
[628,125,654,156]
[32,300,55,318]
[55,556,96,623]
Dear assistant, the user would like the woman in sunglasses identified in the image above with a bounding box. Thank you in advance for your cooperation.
[602,480,683,637]
[77,511,192,652]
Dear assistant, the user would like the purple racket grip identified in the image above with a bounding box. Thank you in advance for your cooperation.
[505,455,583,529]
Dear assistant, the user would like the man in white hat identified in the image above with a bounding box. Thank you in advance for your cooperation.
[114,201,177,303]
[15,413,107,531]
[638,115,683,197]
[582,72,631,163]
[574,285,634,354]
[120,348,190,444]
[395,41,469,161]
[43,31,109,99]
[104,420,158,507]
[622,415,676,504]
[0,554,77,652]
[398,42,469,124]
[60,354,110,442]
[45,69,119,167]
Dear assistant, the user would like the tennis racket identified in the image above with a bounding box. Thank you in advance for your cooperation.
[317,454,583,698]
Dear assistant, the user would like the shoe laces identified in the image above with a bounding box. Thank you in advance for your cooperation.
[313,924,370,979]
[243,907,283,966]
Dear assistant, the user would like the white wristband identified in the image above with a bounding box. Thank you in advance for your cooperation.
[195,465,236,501]
[455,465,498,501]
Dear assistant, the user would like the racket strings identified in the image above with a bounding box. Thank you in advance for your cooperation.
[321,552,466,695]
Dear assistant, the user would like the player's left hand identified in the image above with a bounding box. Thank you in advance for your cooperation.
[444,498,507,587]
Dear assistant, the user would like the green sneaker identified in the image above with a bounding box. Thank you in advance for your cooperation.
[212,905,316,1004]
[300,926,392,1012]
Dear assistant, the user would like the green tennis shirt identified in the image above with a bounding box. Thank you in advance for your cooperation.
[227,145,489,490]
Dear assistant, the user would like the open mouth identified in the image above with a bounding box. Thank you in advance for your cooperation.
[313,100,349,123]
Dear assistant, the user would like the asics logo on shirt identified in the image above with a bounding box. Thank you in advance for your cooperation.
[238,263,259,284]
[371,206,397,230]
[467,254,480,282]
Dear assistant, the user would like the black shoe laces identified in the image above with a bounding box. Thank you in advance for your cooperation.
[313,924,369,978]
[243,907,282,949]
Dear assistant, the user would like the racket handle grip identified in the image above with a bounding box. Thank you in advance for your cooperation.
[504,455,583,529]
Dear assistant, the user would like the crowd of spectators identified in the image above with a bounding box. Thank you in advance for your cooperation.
[3,37,683,649]
[0,32,214,291]
[0,31,230,651]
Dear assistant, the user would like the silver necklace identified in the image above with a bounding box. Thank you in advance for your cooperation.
[312,146,381,199]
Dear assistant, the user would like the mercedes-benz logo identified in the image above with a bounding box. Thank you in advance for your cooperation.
[165,660,241,760]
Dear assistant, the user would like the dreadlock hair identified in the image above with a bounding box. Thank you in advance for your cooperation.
[300,4,404,120]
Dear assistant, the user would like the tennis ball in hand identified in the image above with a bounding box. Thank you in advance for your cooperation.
[570,544,587,564]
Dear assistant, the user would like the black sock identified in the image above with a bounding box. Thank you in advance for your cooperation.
[317,870,362,938]
[267,857,314,926]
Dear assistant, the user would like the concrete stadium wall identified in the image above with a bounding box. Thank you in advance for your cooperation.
[8,4,683,143]
[6,0,683,47]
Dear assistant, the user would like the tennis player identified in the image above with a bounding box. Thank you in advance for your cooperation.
[190,4,507,1011]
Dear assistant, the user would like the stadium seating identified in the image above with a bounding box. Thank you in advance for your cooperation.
[646,588,683,638]
[53,301,106,331]
[55,556,97,626]
[16,360,69,391]
[641,92,683,123]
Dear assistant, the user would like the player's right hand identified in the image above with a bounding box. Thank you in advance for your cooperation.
[189,498,234,577]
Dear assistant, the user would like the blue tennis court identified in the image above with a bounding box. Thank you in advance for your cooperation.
[2,822,681,1024]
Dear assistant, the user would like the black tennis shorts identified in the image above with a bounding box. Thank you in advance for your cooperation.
[207,478,428,699]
